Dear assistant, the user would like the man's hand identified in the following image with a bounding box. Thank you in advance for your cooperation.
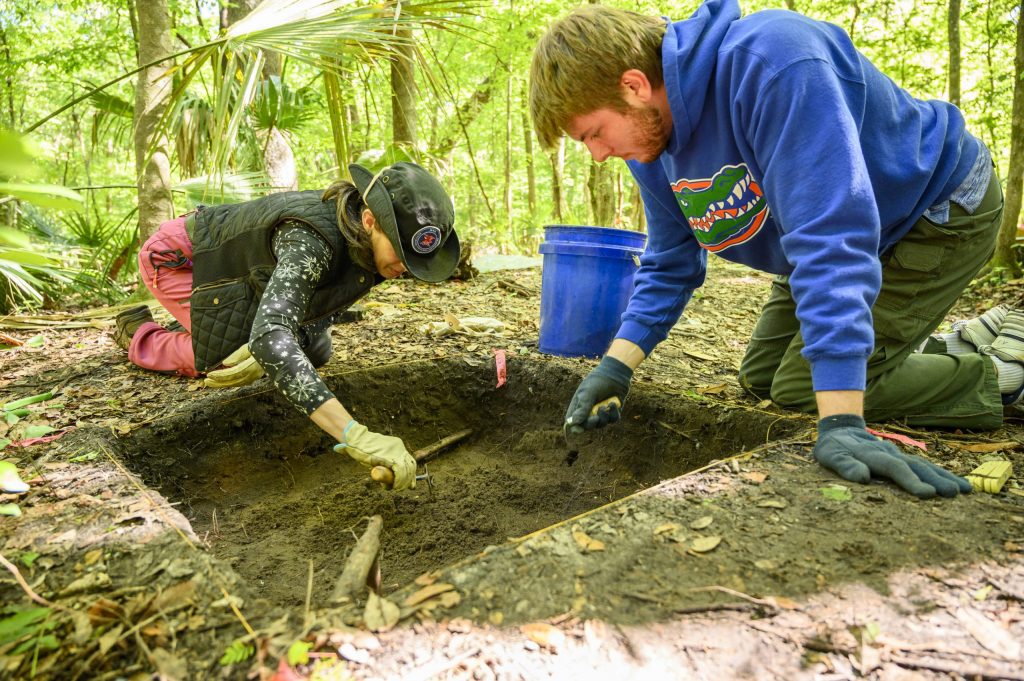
[333,421,416,491]
[564,356,633,434]
[204,344,265,388]
[813,414,972,498]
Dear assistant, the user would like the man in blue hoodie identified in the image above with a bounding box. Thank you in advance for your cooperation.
[530,0,1011,498]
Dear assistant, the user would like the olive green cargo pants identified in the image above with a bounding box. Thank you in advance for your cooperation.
[738,173,1005,429]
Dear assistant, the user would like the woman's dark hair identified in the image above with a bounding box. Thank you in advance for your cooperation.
[323,180,374,271]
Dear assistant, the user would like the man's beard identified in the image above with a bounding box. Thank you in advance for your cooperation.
[628,104,670,163]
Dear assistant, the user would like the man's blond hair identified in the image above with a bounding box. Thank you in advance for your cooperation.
[529,5,666,149]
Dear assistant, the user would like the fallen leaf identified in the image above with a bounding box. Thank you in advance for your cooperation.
[414,572,438,586]
[403,583,455,607]
[754,559,777,570]
[690,515,714,530]
[697,383,728,395]
[363,593,400,633]
[572,527,605,553]
[954,607,1021,659]
[653,523,680,535]
[690,536,722,553]
[0,502,21,516]
[820,485,852,502]
[740,471,767,484]
[765,596,800,610]
[682,348,716,361]
[956,441,1020,453]
[520,622,565,650]
[757,498,788,509]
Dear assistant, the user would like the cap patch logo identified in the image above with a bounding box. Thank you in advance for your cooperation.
[411,226,442,254]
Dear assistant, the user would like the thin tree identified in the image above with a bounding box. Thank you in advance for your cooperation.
[992,3,1024,277]
[949,0,962,107]
[130,0,174,242]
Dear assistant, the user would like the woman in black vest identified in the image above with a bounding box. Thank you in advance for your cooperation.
[113,162,460,491]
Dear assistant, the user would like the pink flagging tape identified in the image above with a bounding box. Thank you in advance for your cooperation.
[867,427,927,451]
[494,349,507,388]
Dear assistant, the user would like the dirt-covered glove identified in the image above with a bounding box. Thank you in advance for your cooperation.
[813,414,972,499]
[333,421,417,491]
[204,344,265,388]
[564,356,633,434]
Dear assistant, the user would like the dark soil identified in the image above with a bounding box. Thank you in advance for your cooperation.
[2,259,1023,679]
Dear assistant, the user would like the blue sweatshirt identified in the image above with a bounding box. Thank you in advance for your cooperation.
[618,0,980,392]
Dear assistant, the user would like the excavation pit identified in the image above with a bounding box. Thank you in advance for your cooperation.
[113,357,800,612]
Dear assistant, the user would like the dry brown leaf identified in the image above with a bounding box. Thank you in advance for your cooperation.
[955,441,1020,453]
[757,498,788,509]
[520,622,566,650]
[403,583,455,607]
[682,348,716,361]
[765,596,800,610]
[444,313,462,331]
[414,572,438,586]
[690,515,714,530]
[572,527,605,553]
[741,471,768,484]
[690,536,722,553]
[364,592,400,633]
[653,522,680,535]
[954,607,1022,659]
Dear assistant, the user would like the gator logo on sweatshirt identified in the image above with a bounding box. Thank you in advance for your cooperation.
[671,164,768,252]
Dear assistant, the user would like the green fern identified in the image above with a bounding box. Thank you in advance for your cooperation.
[219,639,255,666]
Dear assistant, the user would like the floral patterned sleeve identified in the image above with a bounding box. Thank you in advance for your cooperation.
[249,222,336,414]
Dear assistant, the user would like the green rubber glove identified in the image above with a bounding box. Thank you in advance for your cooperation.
[333,421,416,491]
[564,356,633,434]
[813,414,972,499]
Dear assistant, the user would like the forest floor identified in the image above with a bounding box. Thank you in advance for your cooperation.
[1,257,1023,680]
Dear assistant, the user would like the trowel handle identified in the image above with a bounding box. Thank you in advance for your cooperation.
[590,396,622,416]
[370,466,395,489]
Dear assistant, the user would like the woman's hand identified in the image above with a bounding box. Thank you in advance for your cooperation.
[334,420,417,490]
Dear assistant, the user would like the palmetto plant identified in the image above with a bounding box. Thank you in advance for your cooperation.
[29,0,476,185]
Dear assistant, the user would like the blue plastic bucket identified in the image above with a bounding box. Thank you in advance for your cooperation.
[538,225,647,357]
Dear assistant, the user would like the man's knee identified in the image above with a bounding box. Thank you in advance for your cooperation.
[737,369,773,400]
[769,376,817,413]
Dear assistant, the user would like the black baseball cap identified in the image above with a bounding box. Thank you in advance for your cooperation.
[349,162,460,283]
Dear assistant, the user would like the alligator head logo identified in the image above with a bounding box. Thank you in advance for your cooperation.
[671,164,768,252]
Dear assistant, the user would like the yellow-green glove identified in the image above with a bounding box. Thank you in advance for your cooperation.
[204,344,265,388]
[333,420,417,491]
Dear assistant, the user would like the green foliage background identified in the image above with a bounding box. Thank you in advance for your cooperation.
[0,0,1020,307]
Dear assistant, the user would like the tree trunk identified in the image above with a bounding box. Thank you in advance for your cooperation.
[991,3,1024,276]
[588,159,616,226]
[391,28,418,148]
[131,0,174,242]
[504,70,513,242]
[550,138,567,222]
[948,0,961,107]
[521,88,537,215]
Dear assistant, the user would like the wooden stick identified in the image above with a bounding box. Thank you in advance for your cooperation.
[371,429,473,488]
[330,515,383,604]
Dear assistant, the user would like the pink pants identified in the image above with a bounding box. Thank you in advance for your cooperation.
[129,216,201,377]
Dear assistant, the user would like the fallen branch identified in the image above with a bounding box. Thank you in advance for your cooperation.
[330,515,383,604]
[415,429,473,464]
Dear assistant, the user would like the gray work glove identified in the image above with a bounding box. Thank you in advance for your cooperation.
[564,356,633,434]
[813,414,972,499]
[333,420,417,491]
[204,344,265,388]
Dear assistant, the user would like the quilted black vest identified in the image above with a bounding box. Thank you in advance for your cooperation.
[186,190,377,372]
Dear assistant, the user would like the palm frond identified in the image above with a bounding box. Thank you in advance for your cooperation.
[175,171,273,206]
